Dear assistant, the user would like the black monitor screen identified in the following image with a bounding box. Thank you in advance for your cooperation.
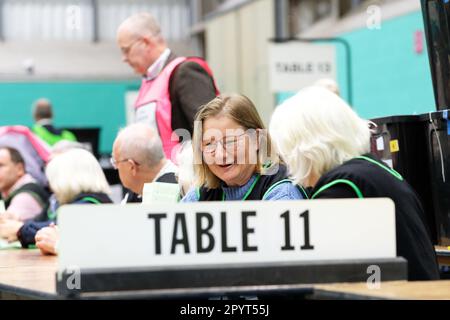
[425,0,450,108]
[64,127,100,158]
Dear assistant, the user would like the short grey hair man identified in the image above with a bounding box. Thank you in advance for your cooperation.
[112,123,178,200]
[32,98,53,122]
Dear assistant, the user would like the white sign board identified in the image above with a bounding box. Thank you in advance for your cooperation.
[269,42,337,92]
[142,182,180,204]
[58,199,396,271]
[125,90,139,125]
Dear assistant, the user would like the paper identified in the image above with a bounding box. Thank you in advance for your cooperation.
[0,239,21,250]
[0,200,5,214]
[142,182,180,204]
[376,136,384,151]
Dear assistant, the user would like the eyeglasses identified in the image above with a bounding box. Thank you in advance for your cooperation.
[110,157,140,170]
[202,133,247,154]
[120,38,142,55]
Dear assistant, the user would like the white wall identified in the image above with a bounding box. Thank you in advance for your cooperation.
[204,0,275,125]
[2,0,191,42]
[0,0,195,79]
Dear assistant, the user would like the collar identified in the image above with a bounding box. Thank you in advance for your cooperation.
[36,119,53,126]
[144,48,171,80]
[153,159,178,182]
[221,174,258,200]
[2,174,36,199]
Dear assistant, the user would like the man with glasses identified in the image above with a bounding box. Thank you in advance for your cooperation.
[116,12,218,161]
[112,123,178,203]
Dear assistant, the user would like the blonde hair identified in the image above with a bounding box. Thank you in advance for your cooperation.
[269,86,371,186]
[176,140,195,196]
[193,94,279,189]
[45,148,111,204]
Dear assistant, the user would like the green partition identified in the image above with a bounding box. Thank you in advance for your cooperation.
[277,11,436,118]
[0,80,140,154]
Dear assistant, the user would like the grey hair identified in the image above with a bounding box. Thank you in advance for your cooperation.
[115,123,165,168]
[119,12,162,39]
[46,148,111,204]
[269,86,371,186]
[51,140,90,158]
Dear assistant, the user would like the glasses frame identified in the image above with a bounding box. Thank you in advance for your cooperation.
[110,157,140,170]
[201,132,248,155]
[120,38,143,56]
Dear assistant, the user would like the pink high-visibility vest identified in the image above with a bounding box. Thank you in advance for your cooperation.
[134,57,218,161]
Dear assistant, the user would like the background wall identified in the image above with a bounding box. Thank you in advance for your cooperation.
[205,0,275,125]
[278,10,436,119]
[0,80,139,154]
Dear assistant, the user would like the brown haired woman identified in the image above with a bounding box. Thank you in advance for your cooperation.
[181,94,306,202]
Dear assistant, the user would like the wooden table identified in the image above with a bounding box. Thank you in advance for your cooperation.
[0,249,449,300]
[314,280,450,300]
[0,249,314,300]
[0,249,57,299]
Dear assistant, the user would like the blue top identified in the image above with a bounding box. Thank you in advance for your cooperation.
[17,195,109,249]
[181,174,304,202]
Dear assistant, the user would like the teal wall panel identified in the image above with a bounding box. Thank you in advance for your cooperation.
[277,11,436,119]
[0,81,139,154]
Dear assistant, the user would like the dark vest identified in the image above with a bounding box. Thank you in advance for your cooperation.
[72,192,113,204]
[310,154,440,281]
[198,164,301,201]
[126,171,178,203]
[156,172,178,184]
[4,182,49,213]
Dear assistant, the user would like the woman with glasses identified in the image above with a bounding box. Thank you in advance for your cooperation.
[181,94,305,202]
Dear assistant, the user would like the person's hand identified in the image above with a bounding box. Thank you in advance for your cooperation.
[35,224,59,256]
[0,218,23,242]
[1,211,20,221]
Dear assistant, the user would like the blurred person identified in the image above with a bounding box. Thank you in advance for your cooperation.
[0,147,49,242]
[116,12,218,160]
[10,148,112,250]
[0,125,51,187]
[0,147,49,224]
[31,98,77,146]
[35,223,59,255]
[269,86,439,281]
[0,142,88,242]
[181,94,306,202]
[13,142,97,248]
[51,140,88,158]
[112,123,178,203]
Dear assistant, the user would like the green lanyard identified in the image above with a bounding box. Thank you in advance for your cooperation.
[80,196,102,204]
[222,174,261,201]
[354,155,403,181]
[311,179,363,199]
[311,155,404,199]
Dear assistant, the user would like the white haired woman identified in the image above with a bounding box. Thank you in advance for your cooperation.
[182,94,306,202]
[26,148,112,255]
[269,86,439,281]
